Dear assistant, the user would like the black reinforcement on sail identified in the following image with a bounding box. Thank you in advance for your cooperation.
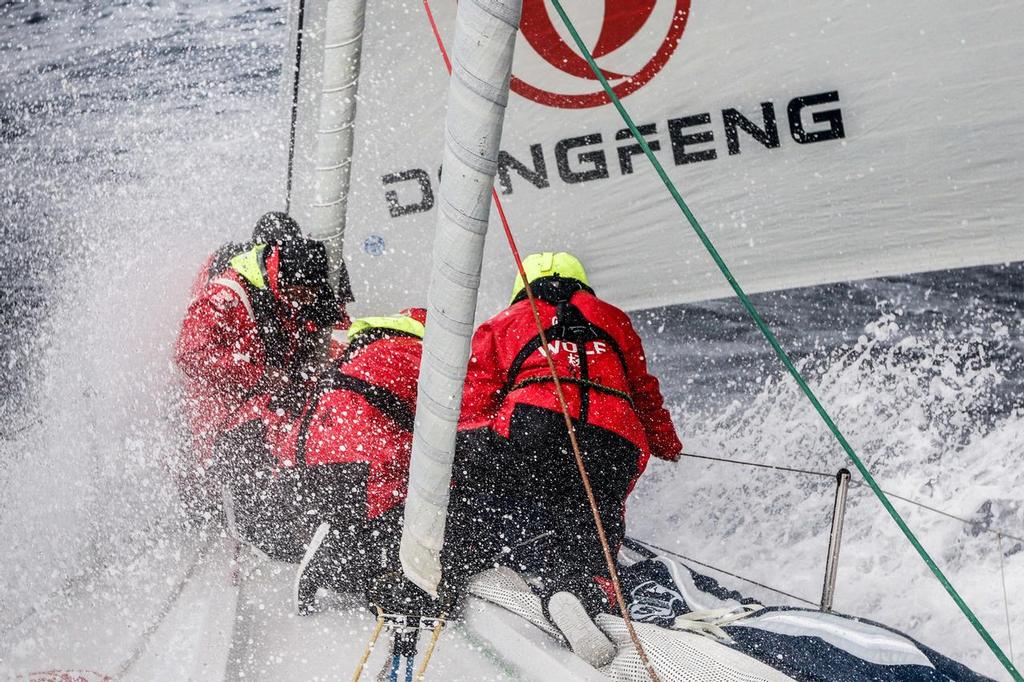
[284,0,307,212]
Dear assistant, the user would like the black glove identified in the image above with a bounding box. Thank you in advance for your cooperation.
[298,285,341,330]
[366,570,447,619]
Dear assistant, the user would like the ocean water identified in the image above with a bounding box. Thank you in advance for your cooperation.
[1,1,1021,679]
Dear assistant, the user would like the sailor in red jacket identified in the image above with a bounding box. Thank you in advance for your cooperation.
[186,212,303,303]
[205,308,426,612]
[175,237,339,481]
[291,308,427,613]
[442,252,681,658]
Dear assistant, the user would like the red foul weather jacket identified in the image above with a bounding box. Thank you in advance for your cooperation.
[459,289,682,473]
[175,246,309,463]
[298,329,423,519]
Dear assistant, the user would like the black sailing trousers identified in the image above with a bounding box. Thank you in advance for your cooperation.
[213,419,400,593]
[442,404,641,614]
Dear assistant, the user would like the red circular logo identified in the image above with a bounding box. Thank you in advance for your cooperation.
[511,0,691,109]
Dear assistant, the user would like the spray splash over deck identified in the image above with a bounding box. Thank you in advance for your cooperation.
[1,2,1021,679]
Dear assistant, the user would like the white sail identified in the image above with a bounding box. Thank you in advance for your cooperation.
[400,0,524,595]
[337,0,1024,317]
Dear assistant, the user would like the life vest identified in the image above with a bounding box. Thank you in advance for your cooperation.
[460,277,683,463]
[274,316,423,518]
[503,277,633,422]
[293,315,425,465]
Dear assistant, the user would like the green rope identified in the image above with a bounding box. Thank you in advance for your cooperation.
[546,2,1021,679]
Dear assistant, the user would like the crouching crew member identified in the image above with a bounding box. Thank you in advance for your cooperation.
[292,308,427,613]
[175,237,340,502]
[204,307,426,612]
[441,252,681,663]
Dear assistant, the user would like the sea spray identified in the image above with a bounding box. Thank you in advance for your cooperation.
[632,308,1023,678]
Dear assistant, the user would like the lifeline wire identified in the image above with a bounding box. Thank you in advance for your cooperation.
[872,487,1024,544]
[678,453,1018,633]
[420,3,661,680]
[629,538,817,607]
[683,450,1024,543]
[677,455,1020,603]
[682,451,834,479]
[546,1,1020,678]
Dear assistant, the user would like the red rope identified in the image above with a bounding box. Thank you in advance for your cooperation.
[421,0,452,72]
[419,4,660,679]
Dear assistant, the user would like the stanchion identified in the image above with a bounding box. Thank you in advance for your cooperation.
[820,468,851,612]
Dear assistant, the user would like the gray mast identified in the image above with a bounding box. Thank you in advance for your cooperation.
[283,0,366,296]
[400,0,524,594]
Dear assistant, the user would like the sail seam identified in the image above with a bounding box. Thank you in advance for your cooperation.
[318,122,357,135]
[325,32,365,50]
[322,79,359,95]
[312,197,349,209]
[470,0,520,28]
[451,55,510,107]
[316,159,353,171]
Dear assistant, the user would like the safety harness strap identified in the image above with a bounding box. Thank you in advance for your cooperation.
[215,246,290,369]
[509,376,635,408]
[501,300,631,410]
[294,331,419,466]
[293,372,414,467]
[245,281,290,369]
[331,372,416,433]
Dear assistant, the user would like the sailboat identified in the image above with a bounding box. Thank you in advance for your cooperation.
[3,0,1022,680]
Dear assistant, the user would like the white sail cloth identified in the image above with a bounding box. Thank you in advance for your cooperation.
[326,0,1024,317]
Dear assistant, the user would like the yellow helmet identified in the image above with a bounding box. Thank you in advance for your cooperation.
[510,252,589,304]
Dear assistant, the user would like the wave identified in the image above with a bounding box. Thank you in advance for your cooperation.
[631,309,1023,678]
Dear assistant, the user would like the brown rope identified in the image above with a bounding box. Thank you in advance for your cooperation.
[515,274,661,682]
[351,606,387,682]
[414,613,447,681]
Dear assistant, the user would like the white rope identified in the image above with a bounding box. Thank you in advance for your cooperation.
[671,604,763,643]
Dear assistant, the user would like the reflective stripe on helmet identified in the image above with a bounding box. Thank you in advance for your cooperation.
[347,314,425,341]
